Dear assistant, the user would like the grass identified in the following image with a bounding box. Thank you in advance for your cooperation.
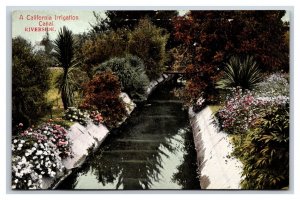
[208,105,222,115]
[39,67,75,127]
[46,67,64,109]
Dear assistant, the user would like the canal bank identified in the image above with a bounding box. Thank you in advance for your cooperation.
[189,106,243,189]
[55,79,200,190]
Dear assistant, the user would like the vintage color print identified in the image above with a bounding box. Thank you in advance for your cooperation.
[11,10,290,190]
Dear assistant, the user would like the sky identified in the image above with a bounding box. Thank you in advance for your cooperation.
[12,10,290,46]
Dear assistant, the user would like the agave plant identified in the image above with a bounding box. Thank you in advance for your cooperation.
[220,56,263,90]
[53,26,78,110]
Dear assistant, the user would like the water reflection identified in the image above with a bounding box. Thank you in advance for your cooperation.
[57,83,200,190]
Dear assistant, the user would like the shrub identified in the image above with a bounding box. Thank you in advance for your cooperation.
[128,19,169,80]
[81,72,128,128]
[217,88,263,134]
[192,94,206,113]
[89,110,104,126]
[217,86,289,135]
[94,55,150,100]
[239,104,289,189]
[17,123,72,159]
[12,37,50,130]
[63,107,89,126]
[220,56,264,90]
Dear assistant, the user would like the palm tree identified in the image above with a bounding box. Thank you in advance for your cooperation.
[53,26,77,109]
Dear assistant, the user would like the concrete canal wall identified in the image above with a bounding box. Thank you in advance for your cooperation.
[189,106,243,189]
[43,74,171,189]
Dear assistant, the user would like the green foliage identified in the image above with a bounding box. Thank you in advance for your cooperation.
[90,11,179,48]
[94,55,150,100]
[236,104,289,189]
[53,26,77,110]
[220,56,263,90]
[128,19,169,80]
[82,29,128,77]
[80,72,128,128]
[12,37,50,130]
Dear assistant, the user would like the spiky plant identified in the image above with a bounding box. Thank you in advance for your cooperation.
[53,26,78,109]
[221,56,263,90]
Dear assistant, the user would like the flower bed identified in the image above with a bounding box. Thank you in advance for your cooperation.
[215,73,289,189]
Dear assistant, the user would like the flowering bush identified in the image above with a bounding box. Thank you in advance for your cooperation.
[12,136,63,189]
[89,110,104,126]
[217,88,262,134]
[254,73,289,98]
[192,95,206,113]
[63,107,89,126]
[217,73,289,135]
[18,123,72,158]
[12,155,41,189]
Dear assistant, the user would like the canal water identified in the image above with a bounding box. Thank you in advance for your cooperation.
[57,82,200,190]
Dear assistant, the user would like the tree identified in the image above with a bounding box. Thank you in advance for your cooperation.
[82,29,128,77]
[37,31,56,67]
[128,19,169,80]
[12,37,50,130]
[53,26,77,110]
[90,11,179,48]
[173,10,289,104]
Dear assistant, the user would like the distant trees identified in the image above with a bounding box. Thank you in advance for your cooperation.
[83,18,169,80]
[12,37,50,129]
[128,19,169,80]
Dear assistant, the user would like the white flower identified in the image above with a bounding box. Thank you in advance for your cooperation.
[13,139,18,143]
[18,144,23,148]
[14,179,18,183]
[50,171,56,177]
[12,185,16,189]
[20,140,25,144]
[38,175,42,179]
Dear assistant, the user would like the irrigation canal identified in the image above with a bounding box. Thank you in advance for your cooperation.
[57,82,200,190]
